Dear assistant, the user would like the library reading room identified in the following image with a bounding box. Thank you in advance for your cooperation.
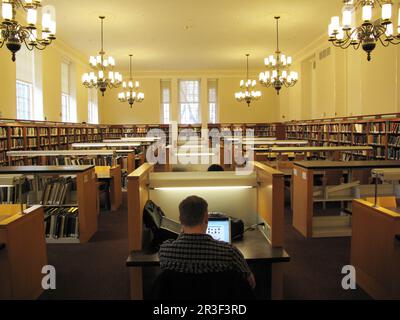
[0,0,400,305]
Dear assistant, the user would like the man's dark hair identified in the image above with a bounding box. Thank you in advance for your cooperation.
[208,164,224,172]
[179,196,208,227]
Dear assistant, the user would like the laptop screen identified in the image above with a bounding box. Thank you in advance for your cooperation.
[207,217,231,243]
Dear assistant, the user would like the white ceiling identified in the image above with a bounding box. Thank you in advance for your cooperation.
[45,0,342,72]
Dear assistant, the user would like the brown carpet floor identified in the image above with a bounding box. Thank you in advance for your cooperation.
[40,193,371,300]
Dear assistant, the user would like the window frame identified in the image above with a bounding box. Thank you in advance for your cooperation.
[16,80,33,120]
[88,88,99,124]
[179,79,201,125]
[160,80,171,124]
[208,79,218,124]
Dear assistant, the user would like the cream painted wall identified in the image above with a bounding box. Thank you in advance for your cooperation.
[100,78,161,124]
[100,73,280,125]
[1,39,96,123]
[218,77,279,124]
[0,49,17,119]
[280,34,400,121]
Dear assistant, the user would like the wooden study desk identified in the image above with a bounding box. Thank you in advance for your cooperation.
[126,228,290,300]
[0,205,47,299]
[292,160,400,238]
[95,166,122,211]
[127,162,287,299]
[352,199,400,299]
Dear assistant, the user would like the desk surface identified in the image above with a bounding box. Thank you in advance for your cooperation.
[294,160,400,170]
[126,229,290,267]
[0,165,94,174]
[267,146,373,152]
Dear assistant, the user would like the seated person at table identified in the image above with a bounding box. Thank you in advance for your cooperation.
[159,196,255,289]
[207,164,224,171]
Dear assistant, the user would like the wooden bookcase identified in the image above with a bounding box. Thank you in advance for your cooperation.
[285,113,400,161]
[0,166,98,244]
[207,123,285,139]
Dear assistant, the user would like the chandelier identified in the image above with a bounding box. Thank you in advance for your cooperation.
[234,54,262,107]
[118,54,144,108]
[328,0,400,61]
[259,16,298,95]
[82,16,122,96]
[0,0,56,62]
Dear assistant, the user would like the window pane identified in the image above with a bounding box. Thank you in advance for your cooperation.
[88,88,99,124]
[179,80,200,124]
[62,93,70,122]
[61,62,69,94]
[16,80,32,120]
[163,103,170,124]
[161,80,171,124]
[208,79,218,124]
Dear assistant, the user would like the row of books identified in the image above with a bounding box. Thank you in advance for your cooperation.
[0,187,20,204]
[0,127,7,138]
[370,122,386,133]
[389,122,400,134]
[371,147,385,158]
[388,147,400,160]
[353,124,367,134]
[353,135,367,145]
[388,135,400,147]
[339,133,352,143]
[11,138,24,149]
[11,127,23,137]
[0,140,7,150]
[368,135,385,145]
[52,156,113,166]
[27,137,37,148]
[44,207,79,239]
[41,177,74,206]
[39,128,48,136]
[26,128,37,136]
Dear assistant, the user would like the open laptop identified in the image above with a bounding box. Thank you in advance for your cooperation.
[207,216,231,243]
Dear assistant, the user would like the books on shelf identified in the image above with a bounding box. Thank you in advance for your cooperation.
[370,122,387,133]
[44,207,79,239]
[11,127,23,137]
[26,127,37,137]
[353,123,366,134]
[40,177,75,206]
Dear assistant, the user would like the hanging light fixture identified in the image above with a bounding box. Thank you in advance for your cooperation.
[259,16,298,95]
[328,0,400,61]
[82,16,122,96]
[234,54,262,107]
[118,54,144,108]
[0,0,56,62]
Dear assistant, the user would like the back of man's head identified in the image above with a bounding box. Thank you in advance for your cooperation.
[179,196,208,227]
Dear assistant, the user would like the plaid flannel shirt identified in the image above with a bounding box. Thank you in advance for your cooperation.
[159,233,251,275]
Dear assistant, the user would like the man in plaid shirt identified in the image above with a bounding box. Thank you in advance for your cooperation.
[159,195,256,289]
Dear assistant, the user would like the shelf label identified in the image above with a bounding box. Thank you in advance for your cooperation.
[293,168,298,176]
[302,172,307,180]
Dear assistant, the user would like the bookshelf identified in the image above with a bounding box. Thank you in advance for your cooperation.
[0,166,98,244]
[208,123,285,139]
[284,113,400,161]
